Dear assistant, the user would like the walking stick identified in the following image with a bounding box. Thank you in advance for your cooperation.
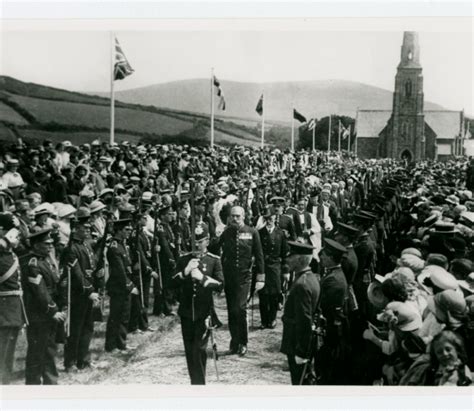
[66,264,71,338]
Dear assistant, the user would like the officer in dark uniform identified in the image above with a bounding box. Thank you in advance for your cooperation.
[271,196,297,241]
[172,224,223,384]
[318,238,351,385]
[128,212,158,333]
[22,228,66,385]
[153,205,177,316]
[351,213,377,319]
[105,218,137,352]
[216,205,264,356]
[280,241,320,385]
[258,205,289,329]
[61,207,102,370]
[0,213,25,384]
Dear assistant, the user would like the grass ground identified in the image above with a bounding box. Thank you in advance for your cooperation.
[9,294,290,385]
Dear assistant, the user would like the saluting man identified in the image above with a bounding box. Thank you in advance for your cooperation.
[22,228,66,385]
[105,218,137,353]
[216,206,264,356]
[258,205,289,329]
[0,213,25,385]
[172,224,223,385]
[61,207,102,371]
[280,241,320,385]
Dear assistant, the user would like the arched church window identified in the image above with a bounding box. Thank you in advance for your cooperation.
[407,50,413,61]
[405,80,412,98]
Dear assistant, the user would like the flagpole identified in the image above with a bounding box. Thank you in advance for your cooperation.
[347,124,351,152]
[312,119,316,151]
[327,114,331,156]
[261,91,265,148]
[338,119,341,152]
[210,67,215,149]
[110,32,115,145]
[291,108,295,152]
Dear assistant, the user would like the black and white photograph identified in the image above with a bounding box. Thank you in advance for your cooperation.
[0,2,473,409]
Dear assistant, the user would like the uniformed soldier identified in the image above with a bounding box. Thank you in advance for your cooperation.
[258,206,289,329]
[61,207,102,370]
[317,238,351,385]
[0,213,25,385]
[271,196,297,241]
[153,205,177,316]
[216,205,264,356]
[22,228,66,385]
[105,218,137,352]
[172,224,223,384]
[280,241,320,385]
[128,212,158,333]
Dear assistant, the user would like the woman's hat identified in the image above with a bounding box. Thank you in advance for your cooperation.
[384,301,422,332]
[427,289,467,324]
[367,281,389,310]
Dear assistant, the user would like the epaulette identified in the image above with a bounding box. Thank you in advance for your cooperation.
[28,257,38,267]
[68,258,78,268]
[110,240,118,248]
[206,252,220,259]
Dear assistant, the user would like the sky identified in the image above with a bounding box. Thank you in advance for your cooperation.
[2,27,473,115]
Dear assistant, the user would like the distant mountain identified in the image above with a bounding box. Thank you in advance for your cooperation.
[97,79,445,122]
[0,76,266,147]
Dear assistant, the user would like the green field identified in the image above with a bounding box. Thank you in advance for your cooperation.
[0,101,29,125]
[9,94,194,135]
[0,76,271,147]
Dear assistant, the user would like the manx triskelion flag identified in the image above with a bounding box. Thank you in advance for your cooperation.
[307,118,316,131]
[213,76,226,111]
[114,38,134,81]
[341,123,350,140]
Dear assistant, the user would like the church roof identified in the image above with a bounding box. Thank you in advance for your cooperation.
[356,109,462,139]
[356,110,391,138]
[424,111,461,140]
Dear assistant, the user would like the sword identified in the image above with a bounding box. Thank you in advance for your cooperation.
[207,316,220,381]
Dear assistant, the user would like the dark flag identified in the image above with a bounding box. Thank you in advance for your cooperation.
[255,94,263,116]
[293,109,307,123]
[213,75,226,111]
[114,38,134,81]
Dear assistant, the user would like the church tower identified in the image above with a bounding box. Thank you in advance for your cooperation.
[389,31,425,161]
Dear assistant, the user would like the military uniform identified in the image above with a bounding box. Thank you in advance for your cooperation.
[105,234,134,351]
[128,228,153,332]
[61,233,100,369]
[0,246,25,384]
[172,252,223,384]
[217,224,264,352]
[275,213,296,241]
[280,267,320,385]
[153,222,177,316]
[22,250,63,385]
[258,225,288,328]
[318,265,350,385]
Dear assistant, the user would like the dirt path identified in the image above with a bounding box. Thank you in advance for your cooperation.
[11,295,290,385]
[95,295,289,385]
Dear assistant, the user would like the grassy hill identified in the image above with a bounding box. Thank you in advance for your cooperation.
[0,76,276,147]
[104,78,445,122]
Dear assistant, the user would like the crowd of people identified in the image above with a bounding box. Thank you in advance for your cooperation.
[0,138,473,386]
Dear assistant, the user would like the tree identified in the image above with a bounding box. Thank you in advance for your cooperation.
[298,115,356,151]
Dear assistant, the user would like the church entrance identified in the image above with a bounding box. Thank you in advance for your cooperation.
[400,149,412,162]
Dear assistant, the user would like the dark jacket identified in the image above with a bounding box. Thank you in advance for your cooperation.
[22,252,63,324]
[258,226,289,295]
[280,269,320,358]
[172,252,224,320]
[106,236,134,295]
[217,224,265,285]
[0,249,24,328]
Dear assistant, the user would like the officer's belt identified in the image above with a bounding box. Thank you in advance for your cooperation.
[0,257,19,285]
[0,290,22,297]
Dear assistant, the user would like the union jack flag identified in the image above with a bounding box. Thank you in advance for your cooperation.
[114,38,134,81]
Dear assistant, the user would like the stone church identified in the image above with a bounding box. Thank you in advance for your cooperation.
[355,32,467,161]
